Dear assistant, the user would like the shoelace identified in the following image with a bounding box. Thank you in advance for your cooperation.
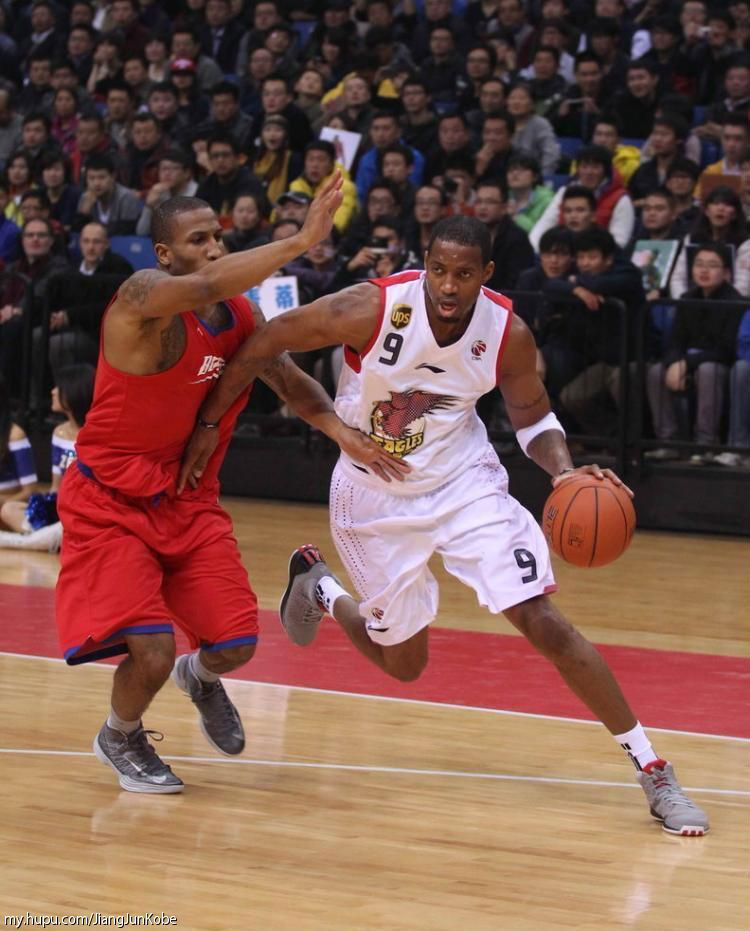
[649,771,695,809]
[125,728,176,774]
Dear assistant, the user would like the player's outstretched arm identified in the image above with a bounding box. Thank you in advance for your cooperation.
[254,351,411,485]
[116,173,344,320]
[499,316,632,493]
[176,283,384,491]
[202,282,378,423]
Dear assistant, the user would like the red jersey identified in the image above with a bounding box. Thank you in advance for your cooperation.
[75,295,255,497]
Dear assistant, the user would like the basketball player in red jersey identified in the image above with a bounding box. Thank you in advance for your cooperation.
[55,175,409,794]
[180,215,709,835]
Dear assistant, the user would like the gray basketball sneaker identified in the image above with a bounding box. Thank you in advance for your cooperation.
[172,654,245,755]
[93,723,184,794]
[279,545,337,646]
[637,760,709,835]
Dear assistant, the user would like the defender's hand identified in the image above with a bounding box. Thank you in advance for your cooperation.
[552,464,634,498]
[337,425,412,483]
[299,171,344,247]
[177,424,220,493]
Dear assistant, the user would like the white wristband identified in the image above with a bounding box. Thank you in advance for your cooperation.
[515,411,566,457]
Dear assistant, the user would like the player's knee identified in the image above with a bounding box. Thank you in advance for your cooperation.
[211,643,256,668]
[384,653,427,682]
[512,598,578,660]
[134,640,176,687]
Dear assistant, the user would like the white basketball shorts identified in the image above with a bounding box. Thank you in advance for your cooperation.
[329,446,557,646]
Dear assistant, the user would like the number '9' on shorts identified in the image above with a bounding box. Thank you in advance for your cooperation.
[329,446,557,647]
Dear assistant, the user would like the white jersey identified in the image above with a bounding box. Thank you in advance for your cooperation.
[335,270,513,496]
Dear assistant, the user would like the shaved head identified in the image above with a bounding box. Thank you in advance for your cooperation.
[151,195,213,246]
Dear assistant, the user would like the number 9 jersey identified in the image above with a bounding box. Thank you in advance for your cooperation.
[334,270,514,496]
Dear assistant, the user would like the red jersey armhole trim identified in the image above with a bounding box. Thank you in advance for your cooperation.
[344,279,389,372]
[481,287,514,384]
[225,294,256,338]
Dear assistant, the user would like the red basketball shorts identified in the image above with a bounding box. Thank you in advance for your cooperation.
[56,463,259,664]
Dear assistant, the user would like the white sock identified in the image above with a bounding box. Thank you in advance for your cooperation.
[614,721,660,771]
[107,709,140,735]
[190,651,220,683]
[315,575,350,615]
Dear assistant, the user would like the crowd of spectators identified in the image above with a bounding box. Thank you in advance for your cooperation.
[0,0,749,474]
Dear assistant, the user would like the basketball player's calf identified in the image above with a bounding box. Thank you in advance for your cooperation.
[95,633,256,793]
[503,595,709,834]
[94,633,184,794]
[281,548,710,836]
[279,545,427,681]
[172,643,256,756]
[504,596,639,735]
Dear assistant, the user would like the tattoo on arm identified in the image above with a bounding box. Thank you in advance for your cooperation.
[120,270,165,308]
[249,300,266,329]
[505,387,547,410]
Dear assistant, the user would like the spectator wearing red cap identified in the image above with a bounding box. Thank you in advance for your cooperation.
[170,27,223,94]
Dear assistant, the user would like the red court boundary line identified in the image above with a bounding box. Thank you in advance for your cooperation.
[1,583,748,738]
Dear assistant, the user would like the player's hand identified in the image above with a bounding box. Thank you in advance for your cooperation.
[177,424,220,493]
[552,464,634,497]
[300,171,344,248]
[336,424,412,483]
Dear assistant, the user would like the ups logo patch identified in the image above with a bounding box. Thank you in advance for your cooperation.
[390,304,412,329]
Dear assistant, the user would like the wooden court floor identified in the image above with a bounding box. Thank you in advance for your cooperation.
[0,498,748,931]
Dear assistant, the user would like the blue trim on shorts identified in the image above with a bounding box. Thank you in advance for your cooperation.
[64,624,175,665]
[77,460,96,481]
[77,460,166,508]
[201,635,259,652]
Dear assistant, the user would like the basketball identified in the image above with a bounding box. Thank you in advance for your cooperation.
[542,474,636,568]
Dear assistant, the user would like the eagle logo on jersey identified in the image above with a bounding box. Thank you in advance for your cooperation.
[390,304,412,329]
[369,390,457,458]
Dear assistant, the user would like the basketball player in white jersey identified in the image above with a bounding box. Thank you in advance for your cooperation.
[180,216,709,836]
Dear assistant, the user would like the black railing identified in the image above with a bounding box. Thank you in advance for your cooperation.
[633,296,750,476]
[501,290,631,476]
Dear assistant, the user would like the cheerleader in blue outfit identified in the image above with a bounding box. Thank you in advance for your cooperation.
[0,375,38,512]
[0,365,95,552]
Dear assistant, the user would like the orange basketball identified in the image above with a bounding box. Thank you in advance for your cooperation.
[542,474,636,568]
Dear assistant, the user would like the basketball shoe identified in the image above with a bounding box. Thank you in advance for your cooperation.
[172,654,245,755]
[93,723,184,794]
[279,545,338,646]
[637,760,709,835]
